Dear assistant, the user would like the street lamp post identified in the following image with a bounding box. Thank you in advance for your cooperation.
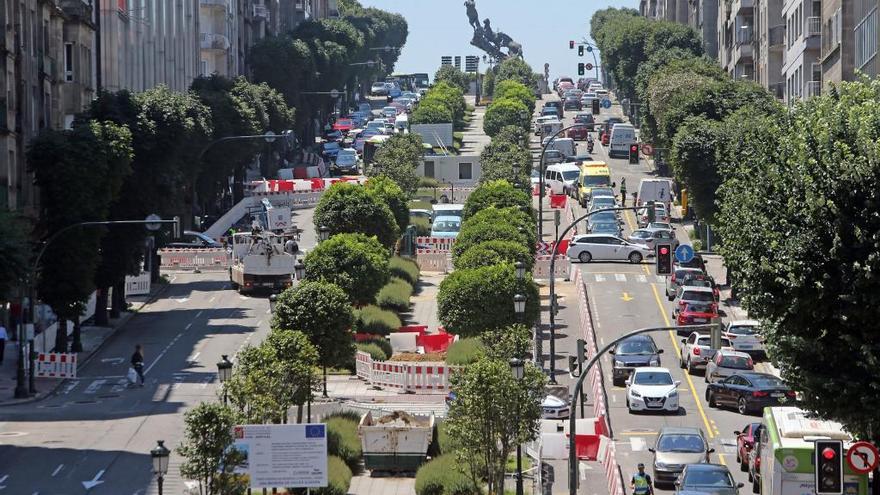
[269,294,278,314]
[216,355,233,406]
[294,259,306,280]
[510,357,525,495]
[514,261,526,280]
[318,225,330,242]
[513,294,526,319]
[151,440,171,495]
[537,124,588,243]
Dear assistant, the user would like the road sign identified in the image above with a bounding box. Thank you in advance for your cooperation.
[36,352,77,378]
[585,63,593,71]
[675,244,695,263]
[846,441,879,474]
[234,424,328,488]
[328,89,340,99]
[601,98,612,109]
[641,143,654,156]
[145,213,162,231]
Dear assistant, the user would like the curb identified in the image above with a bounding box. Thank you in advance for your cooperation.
[0,281,173,407]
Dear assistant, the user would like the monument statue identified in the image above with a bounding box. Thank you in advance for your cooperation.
[463,0,523,60]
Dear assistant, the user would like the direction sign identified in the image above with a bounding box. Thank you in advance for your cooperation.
[846,441,879,474]
[641,143,654,156]
[675,244,695,264]
[585,63,593,71]
[145,214,162,231]
[601,98,612,109]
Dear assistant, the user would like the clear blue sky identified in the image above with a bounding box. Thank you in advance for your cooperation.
[360,0,638,81]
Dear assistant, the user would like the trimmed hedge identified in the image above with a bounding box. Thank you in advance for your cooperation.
[327,415,362,473]
[313,455,353,495]
[376,277,414,312]
[462,180,532,220]
[454,240,534,272]
[353,305,402,335]
[452,207,536,262]
[356,342,388,361]
[445,338,485,365]
[363,337,392,360]
[415,454,479,495]
[390,256,421,286]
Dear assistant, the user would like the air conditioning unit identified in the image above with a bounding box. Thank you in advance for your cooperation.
[252,4,268,19]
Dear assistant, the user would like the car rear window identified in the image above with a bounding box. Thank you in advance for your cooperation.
[728,325,759,335]
[683,291,715,302]
[752,376,786,388]
[687,303,714,313]
[720,356,753,369]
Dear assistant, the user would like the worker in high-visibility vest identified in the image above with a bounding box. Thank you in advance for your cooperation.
[631,463,654,495]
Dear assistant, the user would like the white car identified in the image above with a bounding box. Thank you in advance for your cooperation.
[626,367,680,413]
[723,320,765,356]
[541,395,570,419]
[566,234,653,264]
[679,332,733,375]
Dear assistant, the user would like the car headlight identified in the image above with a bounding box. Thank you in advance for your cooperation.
[654,462,670,469]
[667,390,678,398]
[631,390,641,398]
[650,359,660,367]
[614,360,624,367]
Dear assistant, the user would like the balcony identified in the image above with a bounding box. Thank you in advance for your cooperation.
[806,80,821,98]
[806,16,821,37]
[252,4,268,19]
[733,0,754,14]
[769,25,785,49]
[199,0,228,9]
[200,33,230,51]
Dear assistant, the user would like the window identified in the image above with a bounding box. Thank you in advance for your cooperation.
[64,43,74,82]
[458,162,472,180]
[200,60,208,76]
[423,161,435,178]
[855,7,878,69]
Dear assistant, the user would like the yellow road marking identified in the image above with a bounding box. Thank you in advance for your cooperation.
[622,292,634,302]
[624,208,638,232]
[649,283,720,447]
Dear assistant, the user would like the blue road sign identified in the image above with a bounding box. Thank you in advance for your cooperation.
[601,98,612,109]
[675,244,695,263]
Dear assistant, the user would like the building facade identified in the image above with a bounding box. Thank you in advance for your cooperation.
[755,0,785,98]
[690,0,720,59]
[853,0,879,77]
[780,0,821,102]
[820,0,854,89]
[200,0,239,77]
[718,0,756,80]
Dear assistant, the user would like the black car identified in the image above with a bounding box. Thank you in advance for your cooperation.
[563,97,582,111]
[706,372,796,415]
[167,231,223,249]
[543,101,564,118]
[574,113,595,130]
[610,335,663,386]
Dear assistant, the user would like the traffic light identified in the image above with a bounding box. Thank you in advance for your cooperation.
[592,98,600,114]
[569,40,575,49]
[578,45,584,56]
[656,243,673,275]
[578,63,585,76]
[629,144,639,164]
[814,440,843,495]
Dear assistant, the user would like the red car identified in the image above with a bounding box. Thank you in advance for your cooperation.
[567,126,590,140]
[332,118,354,133]
[676,301,719,326]
[735,423,762,472]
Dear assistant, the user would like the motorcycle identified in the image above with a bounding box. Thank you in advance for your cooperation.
[587,134,595,153]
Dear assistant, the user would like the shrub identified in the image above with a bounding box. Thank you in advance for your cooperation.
[483,98,531,136]
[390,256,421,286]
[304,233,390,306]
[313,455,353,495]
[365,175,410,232]
[494,80,536,113]
[462,180,532,220]
[327,416,362,473]
[376,277,414,312]
[445,338,485,365]
[324,410,362,423]
[356,342,388,361]
[364,337,392,360]
[313,182,399,249]
[353,305,402,335]
[415,455,479,495]
[452,207,536,262]
[411,217,432,236]
[455,240,534,272]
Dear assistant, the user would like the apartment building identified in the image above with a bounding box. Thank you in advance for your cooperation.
[1,0,95,212]
[688,0,720,59]
[718,0,756,80]
[780,0,820,102]
[853,0,880,77]
[820,0,854,89]
[755,0,785,98]
[200,0,239,77]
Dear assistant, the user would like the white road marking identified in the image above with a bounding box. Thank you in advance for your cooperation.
[174,298,189,304]
[84,380,106,394]
[51,465,64,477]
[0,475,8,483]
[187,352,200,363]
[630,437,646,452]
[615,274,627,282]
[61,381,79,395]
[195,311,203,319]
[99,357,124,365]
[655,275,666,283]
[81,469,105,490]
[611,394,617,403]
[144,333,183,375]
[185,323,192,330]
[595,274,606,282]
[637,274,647,283]
[200,376,213,389]
[110,378,129,393]
[256,320,263,327]
[208,295,216,303]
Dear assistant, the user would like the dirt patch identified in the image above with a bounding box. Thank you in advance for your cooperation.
[387,352,446,362]
[376,411,431,427]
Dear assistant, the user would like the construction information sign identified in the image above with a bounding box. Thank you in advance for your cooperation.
[233,424,328,488]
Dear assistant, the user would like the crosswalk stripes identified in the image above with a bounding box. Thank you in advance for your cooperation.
[595,274,607,282]
[584,273,668,284]
[615,273,627,282]
[637,274,647,283]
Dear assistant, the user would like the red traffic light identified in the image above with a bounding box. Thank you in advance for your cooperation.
[659,247,669,255]
[569,40,575,49]
[822,448,836,460]
[631,145,638,151]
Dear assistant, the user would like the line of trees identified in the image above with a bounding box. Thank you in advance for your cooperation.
[592,7,880,447]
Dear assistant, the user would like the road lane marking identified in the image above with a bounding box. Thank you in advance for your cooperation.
[624,209,638,231]
[637,275,647,283]
[51,465,63,477]
[615,274,627,282]
[649,283,721,448]
[84,380,106,394]
[621,292,634,302]
[144,332,183,375]
[195,311,203,319]
[187,352,201,364]
[630,437,647,451]
[185,323,192,330]
[595,274,606,282]
[209,295,216,303]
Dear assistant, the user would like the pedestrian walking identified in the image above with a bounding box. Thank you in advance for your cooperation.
[631,463,654,495]
[0,323,7,364]
[131,344,145,387]
[619,178,627,205]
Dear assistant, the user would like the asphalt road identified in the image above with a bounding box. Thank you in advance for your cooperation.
[0,207,317,495]
[535,96,766,494]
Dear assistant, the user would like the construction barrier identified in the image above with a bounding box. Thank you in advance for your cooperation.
[532,255,571,280]
[416,249,449,273]
[124,272,151,296]
[35,352,77,378]
[536,240,571,255]
[549,193,568,209]
[354,351,459,394]
[159,248,229,271]
[416,236,456,251]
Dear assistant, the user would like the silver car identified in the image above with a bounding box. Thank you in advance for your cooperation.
[544,149,564,164]
[705,350,754,383]
[566,234,653,264]
[666,267,708,299]
[672,286,717,321]
[675,463,743,495]
[629,228,679,250]
[650,426,713,486]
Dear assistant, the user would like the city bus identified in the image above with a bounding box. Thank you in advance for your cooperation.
[759,407,867,495]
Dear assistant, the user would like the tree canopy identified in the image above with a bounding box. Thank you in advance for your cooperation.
[370,133,423,197]
[483,98,531,137]
[434,65,470,92]
[304,233,390,305]
[313,182,400,249]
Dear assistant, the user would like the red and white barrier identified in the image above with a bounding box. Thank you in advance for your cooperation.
[35,352,77,378]
[533,255,570,280]
[416,236,456,251]
[159,248,229,271]
[355,351,459,394]
[416,249,449,273]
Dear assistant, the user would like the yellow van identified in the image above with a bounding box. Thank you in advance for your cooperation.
[577,162,614,206]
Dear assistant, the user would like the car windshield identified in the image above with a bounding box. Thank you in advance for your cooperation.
[683,291,715,302]
[657,434,705,453]
[432,220,461,233]
[683,469,734,487]
[590,212,617,223]
[683,279,712,288]
[631,230,651,239]
[633,371,673,385]
[676,269,702,279]
[562,170,580,181]
[592,198,615,207]
[546,151,562,157]
[752,376,786,388]
[728,325,759,335]
[592,188,614,197]
[720,356,753,369]
[617,340,656,355]
[583,176,611,187]
[592,223,618,233]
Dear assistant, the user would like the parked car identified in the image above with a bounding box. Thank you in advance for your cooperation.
[625,367,680,413]
[674,463,743,495]
[734,423,762,473]
[706,372,796,414]
[649,426,713,486]
[370,82,389,96]
[748,425,764,493]
[679,332,733,375]
[723,320,765,357]
[566,234,653,264]
[168,231,223,249]
[541,394,570,419]
[333,148,359,174]
[610,335,663,386]
[705,350,754,383]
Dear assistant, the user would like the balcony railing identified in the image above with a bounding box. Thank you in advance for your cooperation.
[199,0,229,8]
[736,27,754,45]
[768,25,785,47]
[200,33,230,51]
[807,17,821,37]
[807,80,822,98]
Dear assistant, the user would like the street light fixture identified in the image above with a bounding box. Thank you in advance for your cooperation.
[216,355,233,406]
[151,440,171,495]
[509,358,525,495]
[294,259,306,280]
[269,294,278,314]
[318,226,330,242]
[514,261,526,280]
[513,294,526,316]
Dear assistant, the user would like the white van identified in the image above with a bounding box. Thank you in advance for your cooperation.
[547,137,577,159]
[432,203,464,218]
[637,178,673,208]
[608,123,637,158]
[541,120,563,138]
[535,116,560,135]
[394,112,409,132]
[544,163,581,195]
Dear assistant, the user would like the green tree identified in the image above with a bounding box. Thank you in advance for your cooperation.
[493,80,536,113]
[492,124,529,148]
[264,328,320,422]
[421,82,466,128]
[437,264,539,337]
[409,99,454,124]
[453,206,536,260]
[225,342,288,424]
[481,324,533,361]
[313,182,400,249]
[455,240,534,272]
[304,233,390,305]
[482,68,496,98]
[447,358,545,495]
[479,139,531,187]
[177,402,247,495]
[434,65,470,92]
[271,281,355,395]
[483,98,531,137]
[716,80,880,441]
[365,175,411,232]
[669,116,723,222]
[462,180,532,220]
[0,209,30,300]
[494,57,536,89]
[370,133,423,197]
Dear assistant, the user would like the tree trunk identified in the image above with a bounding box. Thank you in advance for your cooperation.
[296,404,303,424]
[70,316,83,352]
[110,280,125,318]
[94,288,109,327]
[150,250,161,284]
[54,319,68,353]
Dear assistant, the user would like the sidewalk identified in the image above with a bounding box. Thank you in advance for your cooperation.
[458,105,490,155]
[0,283,168,405]
[404,272,443,331]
